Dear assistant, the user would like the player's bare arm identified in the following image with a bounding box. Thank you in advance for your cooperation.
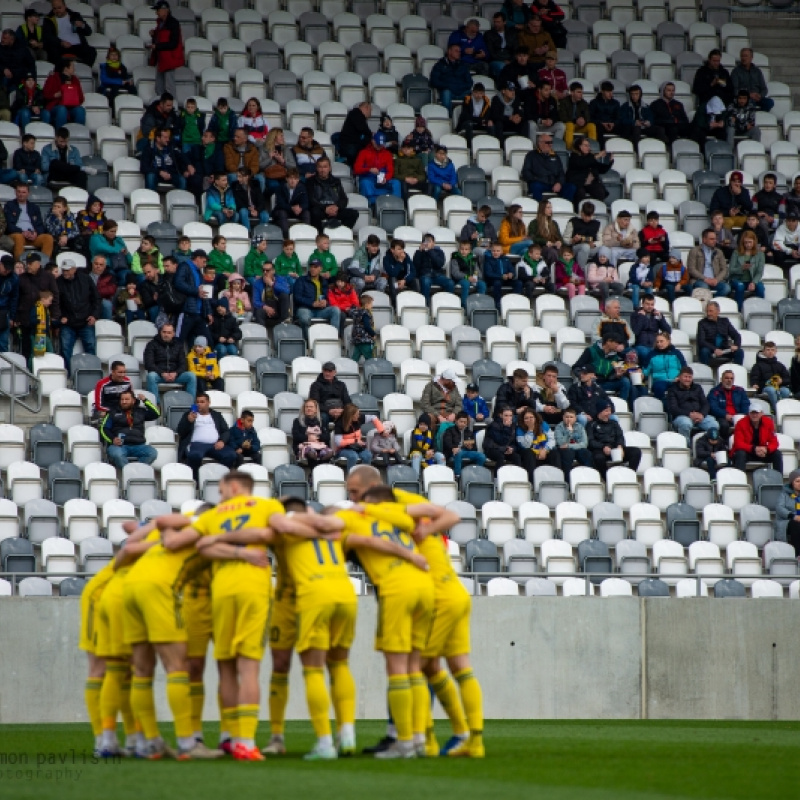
[344,534,429,572]
[199,541,270,568]
[195,526,274,548]
[269,513,340,540]
[405,505,461,540]
[153,513,193,531]
[160,527,201,552]
[114,537,158,568]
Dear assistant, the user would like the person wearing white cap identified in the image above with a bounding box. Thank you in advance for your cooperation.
[56,256,101,373]
[420,369,463,429]
[730,400,783,474]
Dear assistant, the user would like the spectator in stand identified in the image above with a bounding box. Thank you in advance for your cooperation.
[559,82,597,149]
[203,173,237,226]
[426,144,461,202]
[10,133,44,186]
[207,234,234,283]
[4,183,53,260]
[692,49,733,108]
[572,335,631,403]
[0,255,18,354]
[309,361,351,427]
[141,127,186,191]
[632,293,672,360]
[495,367,536,419]
[237,97,269,146]
[12,73,48,131]
[349,234,386,296]
[709,210,735,260]
[184,129,224,202]
[443,412,485,478]
[272,168,310,238]
[229,409,261,467]
[499,47,539,96]
[740,212,771,258]
[519,242,553,297]
[138,92,180,153]
[42,56,85,131]
[206,96,237,145]
[566,137,612,205]
[619,84,667,145]
[292,258,341,337]
[527,198,562,263]
[14,252,59,363]
[486,12,518,78]
[252,264,290,330]
[292,399,332,465]
[728,229,765,311]
[687,228,731,298]
[730,400,783,474]
[696,300,744,366]
[751,340,792,413]
[776,471,800,549]
[587,400,641,477]
[708,368,750,440]
[553,407,591,476]
[586,251,622,312]
[56,257,100,372]
[517,15,554,71]
[0,29,33,92]
[563,201,602,269]
[589,82,624,147]
[600,209,638,267]
[274,239,301,288]
[131,234,163,278]
[376,113,399,156]
[503,0,532,31]
[456,83,497,143]
[306,157,358,233]
[484,240,522,308]
[483,406,523,468]
[554,244,586,300]
[664,365,716,444]
[533,363,569,426]
[223,127,262,189]
[491,82,528,140]
[429,44,473,113]
[138,261,162,323]
[420,368,463,429]
[88,254,115,320]
[462,382,490,424]
[567,364,612,427]
[650,82,700,145]
[220,273,251,321]
[260,127,295,198]
[45,195,80,255]
[383,237,417,306]
[175,248,213,344]
[231,167,269,232]
[461,204,498,254]
[42,126,93,188]
[333,403,383,471]
[0,206,13,253]
[177,391,236,478]
[414,232,453,302]
[143,321,197,398]
[353,132,402,207]
[98,46,135,102]
[101,389,159,469]
[448,18,490,76]
[89,220,131,282]
[393,140,428,200]
[531,0,567,46]
[42,0,96,67]
[17,9,46,62]
[780,174,800,221]
[753,173,781,233]
[403,115,434,164]
[710,170,753,230]
[596,298,632,348]
[641,331,685,402]
[349,293,375,362]
[76,195,107,246]
[338,101,372,167]
[327,273,359,323]
[209,297,241,358]
[521,133,576,202]
[731,47,773,112]
[450,239,487,308]
[726,89,760,147]
[292,127,326,181]
[773,211,800,270]
[537,51,568,100]
[93,359,131,416]
[638,210,671,264]
[517,407,561,477]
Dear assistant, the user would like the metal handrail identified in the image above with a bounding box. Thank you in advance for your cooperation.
[0,351,42,424]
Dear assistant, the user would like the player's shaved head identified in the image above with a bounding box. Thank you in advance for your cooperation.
[220,471,254,499]
[280,496,307,513]
[346,465,382,501]
[362,485,396,504]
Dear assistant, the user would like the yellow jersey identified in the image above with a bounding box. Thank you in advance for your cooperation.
[125,526,205,593]
[282,534,354,605]
[337,507,427,595]
[192,496,284,597]
[270,535,296,604]
[84,561,116,602]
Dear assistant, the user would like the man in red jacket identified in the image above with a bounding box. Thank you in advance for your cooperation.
[730,400,783,473]
[146,0,184,98]
[352,132,402,208]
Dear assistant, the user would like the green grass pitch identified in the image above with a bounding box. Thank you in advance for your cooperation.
[1,720,799,800]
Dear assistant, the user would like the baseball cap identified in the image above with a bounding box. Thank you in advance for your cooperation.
[749,400,765,413]
[440,368,459,382]
[596,398,612,412]
[61,258,77,271]
[466,382,479,392]
[787,212,799,220]
[153,0,170,9]
[322,361,336,371]
[308,258,322,267]
[373,131,387,146]
[26,252,42,264]
[505,82,517,91]
[191,249,208,259]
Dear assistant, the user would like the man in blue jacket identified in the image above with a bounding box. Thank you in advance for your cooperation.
[382,238,417,308]
[429,44,473,112]
[292,258,342,337]
[229,409,262,466]
[447,19,490,76]
[0,255,19,354]
[174,249,211,345]
[4,183,54,260]
[707,368,750,440]
[140,127,187,191]
[41,127,91,188]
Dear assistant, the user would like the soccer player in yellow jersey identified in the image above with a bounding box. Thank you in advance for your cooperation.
[190,471,285,762]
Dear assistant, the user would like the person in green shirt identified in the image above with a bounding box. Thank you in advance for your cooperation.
[130,235,163,275]
[308,232,338,280]
[274,238,302,288]
[172,234,193,265]
[179,98,205,157]
[243,235,270,285]
[208,233,235,276]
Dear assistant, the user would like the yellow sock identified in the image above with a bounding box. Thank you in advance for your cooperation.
[237,704,260,744]
[454,668,484,736]
[190,682,205,735]
[85,677,103,737]
[268,672,289,736]
[328,660,356,727]
[303,667,332,738]
[100,662,126,732]
[387,675,412,742]
[131,677,159,740]
[120,678,137,736]
[166,671,193,740]
[430,670,468,736]
[410,672,429,738]
[221,707,239,740]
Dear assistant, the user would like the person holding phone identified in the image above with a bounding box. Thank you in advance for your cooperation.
[728,229,765,312]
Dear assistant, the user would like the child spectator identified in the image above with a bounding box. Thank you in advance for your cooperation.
[296,422,334,465]
[710,209,735,259]
[426,144,461,201]
[173,235,193,264]
[31,289,54,362]
[114,279,146,324]
[739,211,771,257]
[12,73,48,132]
[350,294,376,363]
[462,382,489,424]
[208,234,235,279]
[442,411,487,478]
[753,172,781,233]
[409,413,446,475]
[76,195,107,241]
[243,235,269,286]
[220,273,251,321]
[45,196,79,255]
[349,234,386,295]
[450,238,487,308]
[483,240,522,309]
[179,98,205,157]
[98,47,135,102]
[378,113,400,154]
[369,420,405,467]
[383,238,417,307]
[553,407,592,476]
[210,297,242,358]
[131,234,163,277]
[252,264,290,329]
[207,97,238,145]
[328,274,359,320]
[404,115,434,164]
[309,232,338,280]
[638,210,670,263]
[750,340,792,412]
[394,140,428,199]
[460,204,498,258]
[200,264,220,302]
[654,254,690,303]
[693,426,727,480]
[554,244,586,299]
[414,232,452,302]
[627,249,655,308]
[518,242,553,298]
[274,238,302,288]
[11,134,43,185]
[229,409,262,466]
[586,250,623,311]
[726,89,760,147]
[189,336,223,393]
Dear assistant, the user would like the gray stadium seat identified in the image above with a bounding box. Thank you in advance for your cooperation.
[363,358,397,399]
[162,391,194,431]
[638,578,671,597]
[274,464,309,501]
[387,464,421,495]
[461,465,495,508]
[713,578,747,598]
[465,539,500,581]
[1,538,35,573]
[47,462,82,507]
[60,577,87,597]
[273,323,306,364]
[70,353,104,397]
[256,357,289,398]
[666,502,701,547]
[29,423,65,469]
[577,539,613,585]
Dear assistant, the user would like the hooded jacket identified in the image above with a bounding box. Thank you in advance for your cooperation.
[641,345,686,383]
[710,184,753,217]
[420,379,463,420]
[587,416,624,451]
[140,99,181,142]
[426,156,458,188]
[353,144,395,179]
[696,315,742,356]
[731,414,779,457]
[228,421,261,454]
[750,350,791,390]
[429,56,473,96]
[566,379,611,418]
[309,373,351,412]
[494,378,536,417]
[56,269,101,328]
[446,27,489,64]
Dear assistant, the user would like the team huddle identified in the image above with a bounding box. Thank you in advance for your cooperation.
[79,466,484,762]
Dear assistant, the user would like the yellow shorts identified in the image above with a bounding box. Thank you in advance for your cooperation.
[375,581,435,654]
[122,581,187,646]
[422,590,472,659]
[270,595,298,651]
[184,592,213,659]
[213,590,271,661]
[79,589,99,653]
[95,587,131,659]
[296,600,357,654]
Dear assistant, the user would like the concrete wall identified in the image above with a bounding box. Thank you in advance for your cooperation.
[1,597,799,724]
